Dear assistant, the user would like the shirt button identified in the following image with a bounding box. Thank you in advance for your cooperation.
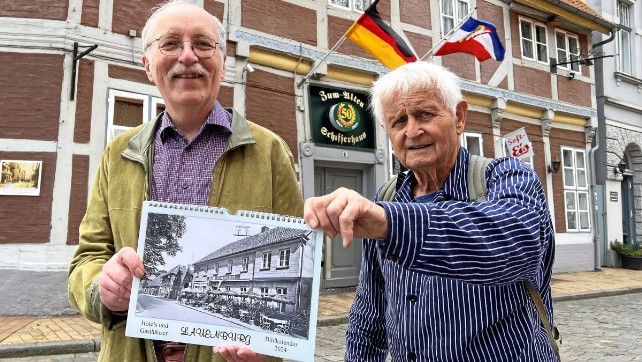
[181,182,189,190]
[389,255,399,263]
[407,352,417,361]
[408,295,417,303]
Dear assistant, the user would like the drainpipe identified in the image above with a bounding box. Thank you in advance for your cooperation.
[589,128,600,270]
[590,27,618,270]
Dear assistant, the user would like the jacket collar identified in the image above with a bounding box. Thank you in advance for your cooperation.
[121,108,256,162]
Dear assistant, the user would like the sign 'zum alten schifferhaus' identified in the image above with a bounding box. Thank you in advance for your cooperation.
[308,84,375,149]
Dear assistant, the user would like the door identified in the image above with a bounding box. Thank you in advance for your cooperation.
[314,167,363,289]
[622,175,636,244]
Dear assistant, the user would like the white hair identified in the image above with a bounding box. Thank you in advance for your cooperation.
[141,0,227,59]
[369,61,463,125]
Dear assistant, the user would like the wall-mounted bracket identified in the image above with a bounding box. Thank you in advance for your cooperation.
[549,54,614,74]
[70,42,98,101]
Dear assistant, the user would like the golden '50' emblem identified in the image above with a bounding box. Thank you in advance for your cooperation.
[328,102,360,131]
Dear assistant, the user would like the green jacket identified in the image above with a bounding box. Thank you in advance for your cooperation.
[68,110,303,361]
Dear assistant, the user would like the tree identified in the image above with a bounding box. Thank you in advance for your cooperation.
[143,213,186,277]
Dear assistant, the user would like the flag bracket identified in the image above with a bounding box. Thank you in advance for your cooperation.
[70,42,98,101]
[549,54,614,74]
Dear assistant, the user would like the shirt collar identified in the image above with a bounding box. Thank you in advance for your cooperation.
[158,101,232,142]
[398,147,470,202]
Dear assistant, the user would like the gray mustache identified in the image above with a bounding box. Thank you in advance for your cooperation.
[168,64,211,78]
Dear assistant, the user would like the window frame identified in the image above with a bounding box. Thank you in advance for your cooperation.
[461,132,484,156]
[278,249,290,268]
[261,252,272,270]
[106,89,164,144]
[242,257,249,272]
[555,29,581,72]
[519,17,549,64]
[440,0,470,36]
[276,287,288,312]
[328,0,373,12]
[616,1,633,74]
[561,147,590,232]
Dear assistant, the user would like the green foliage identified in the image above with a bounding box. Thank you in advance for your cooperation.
[610,240,642,258]
[143,213,187,277]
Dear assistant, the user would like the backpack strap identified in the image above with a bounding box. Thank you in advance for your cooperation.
[467,154,491,201]
[377,175,398,202]
[524,281,561,359]
[379,155,491,202]
[376,171,406,202]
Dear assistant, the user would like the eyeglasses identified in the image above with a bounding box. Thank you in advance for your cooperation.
[146,35,219,58]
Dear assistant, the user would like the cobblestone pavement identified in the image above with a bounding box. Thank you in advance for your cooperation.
[313,293,642,362]
[2,293,642,361]
[555,293,642,361]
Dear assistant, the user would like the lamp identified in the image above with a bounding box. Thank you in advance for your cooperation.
[547,156,561,174]
[614,160,626,174]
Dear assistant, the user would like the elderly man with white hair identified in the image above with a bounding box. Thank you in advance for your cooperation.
[305,61,559,361]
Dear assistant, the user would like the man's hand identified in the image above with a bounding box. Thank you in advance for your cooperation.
[304,187,388,247]
[214,345,266,362]
[98,247,145,312]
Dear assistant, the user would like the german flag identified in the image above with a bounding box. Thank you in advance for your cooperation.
[345,0,417,70]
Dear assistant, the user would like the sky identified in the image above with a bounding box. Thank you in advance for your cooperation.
[158,214,264,271]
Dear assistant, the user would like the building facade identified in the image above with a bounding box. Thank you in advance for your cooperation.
[590,0,642,266]
[0,0,617,315]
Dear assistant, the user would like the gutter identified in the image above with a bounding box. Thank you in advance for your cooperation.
[589,27,618,270]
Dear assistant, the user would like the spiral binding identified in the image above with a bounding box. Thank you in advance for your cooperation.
[146,201,304,223]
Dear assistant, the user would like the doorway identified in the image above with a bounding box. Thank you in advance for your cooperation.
[314,166,363,290]
[621,174,637,244]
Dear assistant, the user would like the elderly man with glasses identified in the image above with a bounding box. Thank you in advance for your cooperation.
[67,1,302,361]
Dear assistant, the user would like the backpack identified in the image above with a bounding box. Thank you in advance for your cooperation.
[376,154,561,359]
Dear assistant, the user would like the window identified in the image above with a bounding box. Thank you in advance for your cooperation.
[106,89,164,144]
[555,30,580,72]
[441,0,469,36]
[227,260,233,274]
[262,252,272,269]
[388,140,408,177]
[260,287,269,296]
[519,18,548,63]
[278,249,290,268]
[242,257,249,272]
[214,263,219,274]
[461,132,483,156]
[276,287,288,312]
[329,0,374,12]
[562,147,590,231]
[617,1,633,74]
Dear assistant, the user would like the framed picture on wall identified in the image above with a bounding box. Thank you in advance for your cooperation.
[0,160,42,197]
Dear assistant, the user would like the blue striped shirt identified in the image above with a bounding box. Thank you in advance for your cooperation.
[346,147,557,361]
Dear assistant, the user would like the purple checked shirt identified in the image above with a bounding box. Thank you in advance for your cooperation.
[151,101,232,206]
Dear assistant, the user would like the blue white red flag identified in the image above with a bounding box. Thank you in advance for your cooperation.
[434,17,505,62]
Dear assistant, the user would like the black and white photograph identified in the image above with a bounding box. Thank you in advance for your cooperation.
[0,160,42,196]
[126,201,324,361]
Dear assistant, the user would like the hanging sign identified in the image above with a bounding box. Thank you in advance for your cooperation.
[308,84,375,149]
[504,127,534,159]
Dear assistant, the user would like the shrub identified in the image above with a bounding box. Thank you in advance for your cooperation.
[610,240,642,257]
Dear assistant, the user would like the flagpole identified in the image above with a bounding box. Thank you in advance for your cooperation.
[296,35,348,88]
[420,6,477,61]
